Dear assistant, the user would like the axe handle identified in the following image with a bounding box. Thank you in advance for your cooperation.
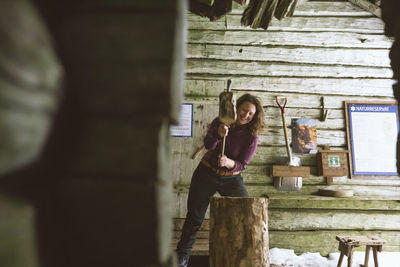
[222,136,226,156]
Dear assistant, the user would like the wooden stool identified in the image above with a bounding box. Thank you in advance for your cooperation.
[336,235,386,267]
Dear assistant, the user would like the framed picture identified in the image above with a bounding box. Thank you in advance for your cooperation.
[345,101,399,178]
[291,118,317,154]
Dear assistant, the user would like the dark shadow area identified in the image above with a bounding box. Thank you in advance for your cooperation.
[188,256,209,267]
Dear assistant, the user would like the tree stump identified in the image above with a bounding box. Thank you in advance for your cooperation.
[209,196,269,267]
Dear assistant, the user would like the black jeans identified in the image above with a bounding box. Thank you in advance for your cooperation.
[176,163,248,258]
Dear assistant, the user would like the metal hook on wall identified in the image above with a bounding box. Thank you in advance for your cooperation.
[320,97,329,121]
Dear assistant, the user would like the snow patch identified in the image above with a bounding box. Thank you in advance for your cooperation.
[270,247,400,267]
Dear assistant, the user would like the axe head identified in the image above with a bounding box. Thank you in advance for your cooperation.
[219,91,237,125]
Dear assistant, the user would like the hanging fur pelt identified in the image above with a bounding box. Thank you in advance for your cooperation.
[241,0,298,29]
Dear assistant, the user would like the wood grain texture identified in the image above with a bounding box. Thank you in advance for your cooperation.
[225,15,385,33]
[188,30,393,48]
[186,59,393,78]
[269,230,399,255]
[174,187,400,217]
[188,44,391,67]
[185,77,395,97]
[209,197,269,267]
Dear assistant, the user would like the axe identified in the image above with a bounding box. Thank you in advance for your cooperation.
[218,79,237,155]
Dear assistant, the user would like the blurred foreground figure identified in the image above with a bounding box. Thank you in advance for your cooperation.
[0,0,186,266]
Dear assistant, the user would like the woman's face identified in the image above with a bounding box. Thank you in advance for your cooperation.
[236,101,256,125]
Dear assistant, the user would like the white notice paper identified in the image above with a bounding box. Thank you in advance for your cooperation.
[170,103,193,137]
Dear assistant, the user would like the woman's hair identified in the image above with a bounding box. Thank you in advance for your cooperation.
[236,93,266,136]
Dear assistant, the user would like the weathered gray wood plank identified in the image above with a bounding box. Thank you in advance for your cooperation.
[184,80,395,107]
[186,59,393,78]
[269,209,400,230]
[174,189,400,217]
[187,44,391,67]
[230,0,373,17]
[184,79,225,97]
[185,76,395,97]
[187,13,226,30]
[225,15,385,33]
[175,182,400,201]
[251,93,395,109]
[267,194,400,210]
[269,230,400,255]
[247,184,400,198]
[242,165,400,185]
[257,129,346,147]
[293,1,372,16]
[188,30,393,48]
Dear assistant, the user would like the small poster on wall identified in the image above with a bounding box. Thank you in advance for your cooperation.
[170,103,193,137]
[291,118,317,154]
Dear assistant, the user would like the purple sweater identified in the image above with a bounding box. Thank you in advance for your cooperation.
[201,117,258,173]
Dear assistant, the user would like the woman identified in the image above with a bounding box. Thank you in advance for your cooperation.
[176,94,266,267]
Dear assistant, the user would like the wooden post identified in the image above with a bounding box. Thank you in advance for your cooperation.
[364,245,371,267]
[337,253,344,267]
[209,196,269,267]
[372,246,379,267]
[325,176,334,185]
[347,246,354,267]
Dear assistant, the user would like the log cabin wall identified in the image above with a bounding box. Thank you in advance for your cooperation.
[172,0,400,255]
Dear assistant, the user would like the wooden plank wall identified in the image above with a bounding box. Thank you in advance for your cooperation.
[171,0,400,254]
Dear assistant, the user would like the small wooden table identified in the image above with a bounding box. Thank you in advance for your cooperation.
[336,235,386,267]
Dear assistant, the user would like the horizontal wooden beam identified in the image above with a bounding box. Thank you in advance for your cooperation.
[225,14,384,32]
[186,58,393,79]
[269,230,399,255]
[188,30,392,48]
[172,218,400,255]
[187,43,391,67]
